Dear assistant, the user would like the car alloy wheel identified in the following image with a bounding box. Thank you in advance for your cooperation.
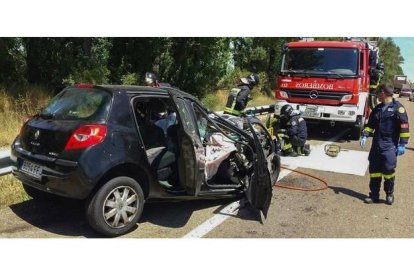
[103,186,139,228]
[87,176,145,237]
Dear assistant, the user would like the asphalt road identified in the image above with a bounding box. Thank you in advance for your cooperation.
[1,97,414,239]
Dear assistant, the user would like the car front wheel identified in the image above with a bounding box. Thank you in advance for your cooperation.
[86,176,145,237]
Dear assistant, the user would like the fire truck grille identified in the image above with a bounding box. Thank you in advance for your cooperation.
[284,89,350,101]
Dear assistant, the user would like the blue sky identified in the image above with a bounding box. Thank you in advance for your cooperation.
[392,37,414,82]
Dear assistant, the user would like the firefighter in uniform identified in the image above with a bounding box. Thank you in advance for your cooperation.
[369,62,384,90]
[360,84,410,205]
[277,104,310,157]
[223,73,259,116]
[368,62,384,105]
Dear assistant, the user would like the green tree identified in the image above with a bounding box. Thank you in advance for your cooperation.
[0,38,26,86]
[230,37,293,93]
[164,37,231,97]
[63,38,112,84]
[23,38,112,88]
[108,37,169,85]
[375,37,404,84]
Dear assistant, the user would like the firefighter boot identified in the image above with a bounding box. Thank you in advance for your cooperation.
[364,179,381,204]
[364,193,380,204]
[386,193,394,205]
[303,144,311,156]
[384,177,395,205]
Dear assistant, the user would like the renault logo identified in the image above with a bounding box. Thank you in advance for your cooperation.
[309,90,319,99]
[34,130,40,140]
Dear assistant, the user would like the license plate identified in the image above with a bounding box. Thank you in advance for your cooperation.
[20,160,42,179]
[304,106,319,117]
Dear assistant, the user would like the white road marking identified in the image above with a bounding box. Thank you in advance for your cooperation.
[183,128,350,238]
[182,167,296,239]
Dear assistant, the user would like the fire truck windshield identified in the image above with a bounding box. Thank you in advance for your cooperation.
[281,48,358,78]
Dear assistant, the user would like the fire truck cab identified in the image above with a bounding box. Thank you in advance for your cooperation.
[274,38,381,139]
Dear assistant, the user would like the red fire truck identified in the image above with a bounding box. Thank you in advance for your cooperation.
[274,38,381,139]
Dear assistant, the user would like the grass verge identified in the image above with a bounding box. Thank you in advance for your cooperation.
[0,174,30,207]
[0,87,51,207]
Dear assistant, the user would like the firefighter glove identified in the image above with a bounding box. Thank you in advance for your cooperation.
[359,136,367,149]
[396,144,405,156]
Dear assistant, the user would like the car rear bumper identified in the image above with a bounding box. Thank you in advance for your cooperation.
[11,147,92,199]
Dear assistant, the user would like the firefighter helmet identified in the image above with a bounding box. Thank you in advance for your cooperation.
[280,104,294,117]
[240,73,259,88]
[247,73,259,87]
[145,72,158,86]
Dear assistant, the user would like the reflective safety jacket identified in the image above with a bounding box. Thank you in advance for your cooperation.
[362,99,410,150]
[224,84,251,116]
[279,114,308,140]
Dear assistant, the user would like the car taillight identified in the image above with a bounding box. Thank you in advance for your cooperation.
[65,125,107,150]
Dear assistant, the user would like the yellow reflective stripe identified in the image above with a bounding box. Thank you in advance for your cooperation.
[230,98,237,109]
[223,107,232,113]
[364,127,374,133]
[268,127,274,136]
[229,89,240,110]
[282,143,292,150]
[370,173,382,178]
[400,132,410,138]
[383,173,395,180]
[224,107,241,115]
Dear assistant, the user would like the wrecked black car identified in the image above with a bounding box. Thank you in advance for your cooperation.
[11,84,280,236]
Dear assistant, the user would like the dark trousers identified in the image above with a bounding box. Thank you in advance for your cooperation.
[278,130,307,154]
[368,147,396,198]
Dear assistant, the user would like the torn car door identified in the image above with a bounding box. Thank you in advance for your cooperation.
[245,117,273,219]
[168,90,205,195]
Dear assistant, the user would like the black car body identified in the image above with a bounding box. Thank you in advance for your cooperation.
[11,84,280,236]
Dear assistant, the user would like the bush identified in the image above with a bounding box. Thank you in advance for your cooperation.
[201,93,221,110]
[121,73,140,85]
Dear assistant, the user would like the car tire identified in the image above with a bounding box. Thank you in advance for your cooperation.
[86,176,145,237]
[22,183,57,200]
[350,116,364,140]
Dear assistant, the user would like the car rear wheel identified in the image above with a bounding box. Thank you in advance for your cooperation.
[86,176,145,237]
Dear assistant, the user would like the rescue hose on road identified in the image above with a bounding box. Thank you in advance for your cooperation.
[273,165,329,192]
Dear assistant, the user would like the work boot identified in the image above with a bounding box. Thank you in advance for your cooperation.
[303,144,311,156]
[364,193,380,204]
[386,193,394,205]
